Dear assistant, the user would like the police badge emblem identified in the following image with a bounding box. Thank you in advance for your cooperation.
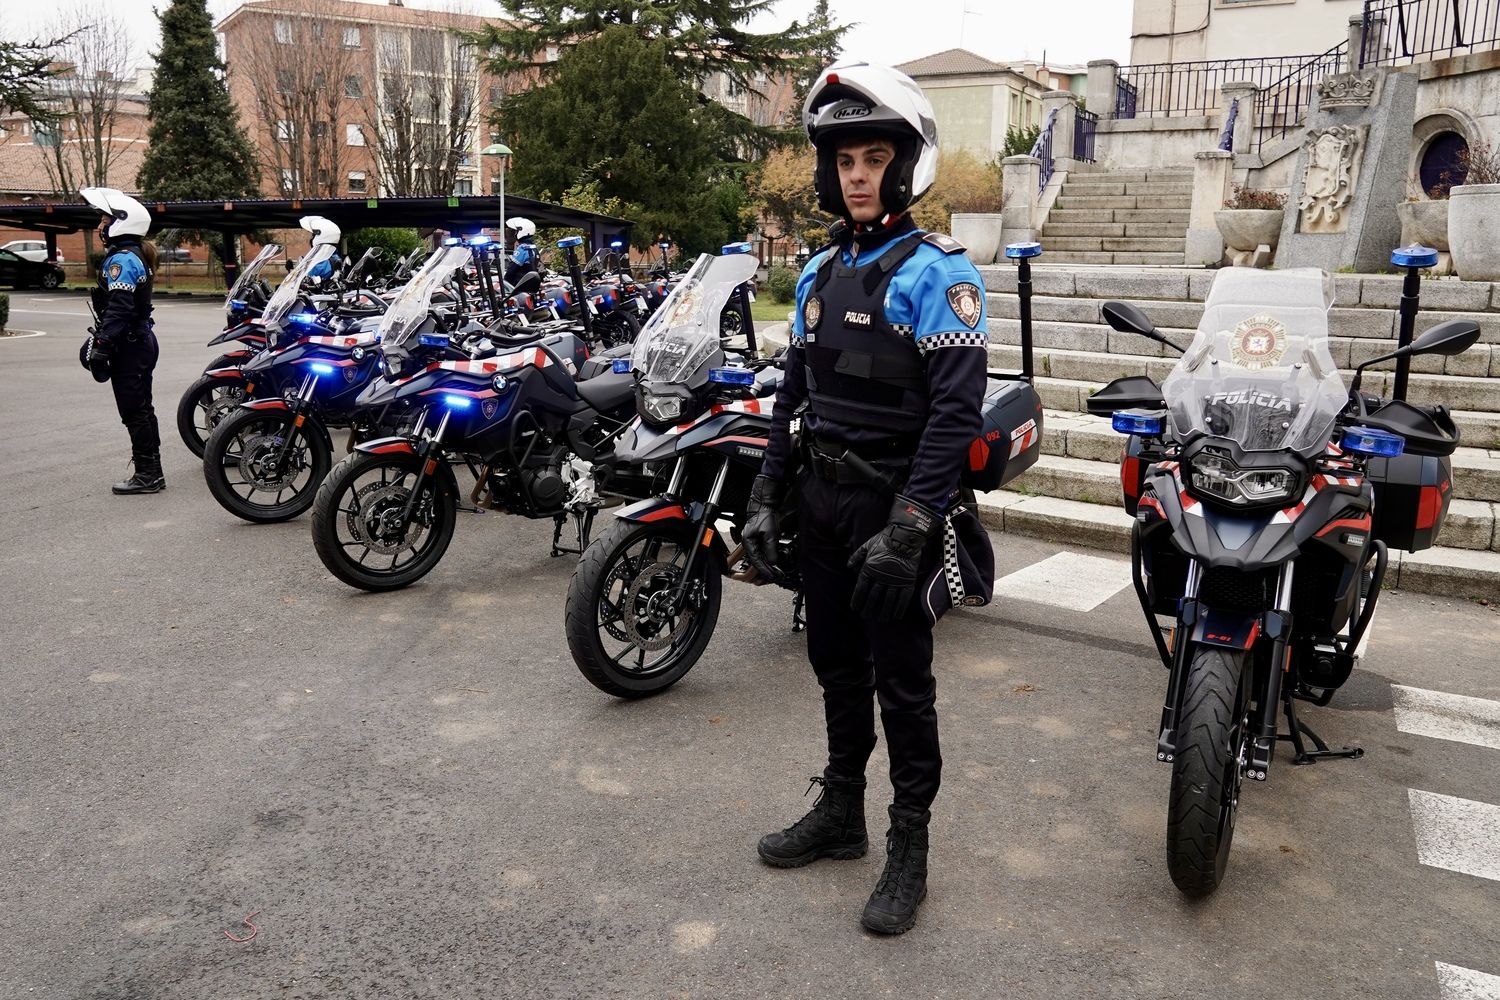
[947,283,982,330]
[1229,314,1290,370]
[804,294,823,332]
[107,263,122,280]
[482,399,499,420]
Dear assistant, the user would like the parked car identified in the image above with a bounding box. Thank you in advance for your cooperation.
[1,240,64,264]
[0,248,66,289]
[159,247,194,264]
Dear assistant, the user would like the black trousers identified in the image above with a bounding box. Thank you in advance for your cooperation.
[110,332,160,458]
[797,471,940,815]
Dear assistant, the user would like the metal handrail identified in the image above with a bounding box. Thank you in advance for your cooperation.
[1074,108,1099,163]
[1112,52,1338,119]
[1031,109,1058,191]
[1252,40,1348,151]
[1219,99,1239,152]
[1360,0,1500,66]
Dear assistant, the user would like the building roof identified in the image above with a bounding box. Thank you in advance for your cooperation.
[0,142,148,197]
[217,0,505,33]
[896,48,1013,78]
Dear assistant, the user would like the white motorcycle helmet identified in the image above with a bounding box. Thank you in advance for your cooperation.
[802,60,939,219]
[80,187,151,240]
[300,215,341,248]
[506,216,537,241]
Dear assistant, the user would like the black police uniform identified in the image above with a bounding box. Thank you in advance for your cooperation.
[94,239,163,491]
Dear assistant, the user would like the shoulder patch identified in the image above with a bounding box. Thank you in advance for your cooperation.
[946,282,984,330]
[923,233,967,255]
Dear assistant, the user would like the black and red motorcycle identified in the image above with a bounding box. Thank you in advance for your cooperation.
[1087,259,1479,897]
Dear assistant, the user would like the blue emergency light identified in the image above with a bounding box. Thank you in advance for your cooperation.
[1341,425,1405,457]
[708,367,756,386]
[468,234,492,246]
[230,298,247,309]
[1112,410,1166,436]
[1005,242,1043,259]
[557,236,584,249]
[442,237,462,246]
[308,362,335,375]
[610,239,624,250]
[1391,244,1439,269]
[291,312,320,325]
[611,358,633,374]
[418,333,451,348]
[721,242,753,255]
[442,394,473,410]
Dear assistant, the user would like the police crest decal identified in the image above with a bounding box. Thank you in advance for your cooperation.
[804,294,823,331]
[947,283,982,330]
[1228,314,1290,371]
[108,263,122,280]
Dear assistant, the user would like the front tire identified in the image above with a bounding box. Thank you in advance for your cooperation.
[40,270,62,289]
[176,373,248,458]
[1167,646,1253,897]
[565,515,723,698]
[202,406,331,523]
[310,450,457,592]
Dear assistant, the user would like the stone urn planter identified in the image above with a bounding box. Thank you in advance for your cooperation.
[1398,199,1451,275]
[1448,184,1500,282]
[1214,209,1284,267]
[950,213,1004,265]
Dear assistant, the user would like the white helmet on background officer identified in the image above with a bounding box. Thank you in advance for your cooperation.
[506,216,537,241]
[300,215,341,248]
[801,60,939,220]
[81,187,151,241]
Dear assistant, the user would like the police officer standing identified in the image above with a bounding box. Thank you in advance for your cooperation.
[301,216,342,287]
[504,216,541,289]
[81,187,165,495]
[741,62,991,935]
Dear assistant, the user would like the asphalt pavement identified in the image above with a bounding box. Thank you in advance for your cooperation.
[2,294,1498,999]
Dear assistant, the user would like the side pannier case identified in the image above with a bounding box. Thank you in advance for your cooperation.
[963,376,1043,491]
[1367,453,1453,553]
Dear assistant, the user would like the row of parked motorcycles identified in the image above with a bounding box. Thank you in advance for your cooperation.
[178,229,1480,900]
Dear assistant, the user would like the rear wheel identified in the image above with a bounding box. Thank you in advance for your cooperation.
[565,516,722,698]
[1167,646,1253,897]
[311,450,457,592]
[176,373,248,458]
[40,270,61,289]
[202,407,331,523]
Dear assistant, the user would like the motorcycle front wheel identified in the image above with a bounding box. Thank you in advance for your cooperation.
[202,406,331,523]
[1166,645,1252,897]
[565,516,722,698]
[176,373,248,458]
[310,450,456,592]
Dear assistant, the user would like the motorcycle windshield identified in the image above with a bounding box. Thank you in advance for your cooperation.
[224,244,283,309]
[1161,268,1348,453]
[263,244,336,324]
[629,253,757,382]
[378,244,472,348]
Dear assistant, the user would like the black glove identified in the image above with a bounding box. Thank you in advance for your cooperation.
[82,331,112,383]
[848,495,942,620]
[741,474,785,584]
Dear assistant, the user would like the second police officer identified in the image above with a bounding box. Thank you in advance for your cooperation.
[301,216,343,287]
[504,215,542,290]
[741,61,994,935]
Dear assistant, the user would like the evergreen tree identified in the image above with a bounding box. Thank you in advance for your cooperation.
[137,0,260,204]
[0,34,68,125]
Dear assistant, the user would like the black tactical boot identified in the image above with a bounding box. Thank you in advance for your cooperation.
[757,774,868,868]
[860,807,930,935]
[113,453,165,495]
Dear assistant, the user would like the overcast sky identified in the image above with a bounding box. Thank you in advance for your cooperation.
[4,0,1132,72]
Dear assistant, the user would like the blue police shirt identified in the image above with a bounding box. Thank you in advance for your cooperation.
[512,243,538,267]
[102,249,148,292]
[309,255,340,280]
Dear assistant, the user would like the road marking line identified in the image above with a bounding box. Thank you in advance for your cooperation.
[1408,789,1500,883]
[8,308,90,317]
[1393,685,1500,752]
[1436,961,1500,1000]
[990,552,1132,613]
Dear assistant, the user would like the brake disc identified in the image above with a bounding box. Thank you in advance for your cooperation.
[622,561,695,652]
[240,430,305,490]
[347,479,426,555]
[203,388,242,430]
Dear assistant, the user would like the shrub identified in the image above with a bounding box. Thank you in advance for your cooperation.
[767,265,799,305]
[912,150,1004,231]
[0,292,9,332]
[1003,124,1041,159]
[1225,184,1288,210]
[345,228,422,272]
[1432,139,1500,197]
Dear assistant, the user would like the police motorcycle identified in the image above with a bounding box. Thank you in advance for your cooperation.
[199,243,397,523]
[175,243,285,456]
[309,243,653,592]
[563,242,1047,699]
[1085,256,1480,897]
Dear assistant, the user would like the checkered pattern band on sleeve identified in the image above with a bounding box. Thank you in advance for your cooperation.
[789,330,805,347]
[892,323,914,338]
[917,330,988,354]
[943,516,965,608]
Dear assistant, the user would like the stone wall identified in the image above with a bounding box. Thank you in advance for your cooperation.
[1094,117,1218,169]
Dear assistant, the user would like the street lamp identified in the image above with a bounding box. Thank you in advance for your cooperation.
[481,142,512,246]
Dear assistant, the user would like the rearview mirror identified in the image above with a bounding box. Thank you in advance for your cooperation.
[1100,301,1185,355]
[1410,319,1481,357]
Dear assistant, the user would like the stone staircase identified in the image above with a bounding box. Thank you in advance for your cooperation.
[1040,168,1194,266]
[975,264,1500,601]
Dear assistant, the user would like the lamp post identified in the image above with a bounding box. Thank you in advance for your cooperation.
[481,142,512,246]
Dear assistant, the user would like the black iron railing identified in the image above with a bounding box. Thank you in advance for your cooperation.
[1115,77,1138,119]
[1031,109,1058,192]
[1074,108,1099,162]
[1253,41,1349,150]
[1360,0,1500,66]
[1218,99,1239,151]
[1111,53,1340,119]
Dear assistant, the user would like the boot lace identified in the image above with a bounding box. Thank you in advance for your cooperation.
[780,776,831,836]
[873,827,915,898]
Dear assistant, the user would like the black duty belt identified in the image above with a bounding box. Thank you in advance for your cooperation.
[805,441,910,488]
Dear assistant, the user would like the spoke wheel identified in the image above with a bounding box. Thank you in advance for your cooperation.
[565,515,722,698]
[176,374,248,458]
[311,449,456,592]
[202,407,330,523]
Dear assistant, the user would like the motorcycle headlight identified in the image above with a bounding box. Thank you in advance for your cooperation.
[1189,451,1299,507]
[641,391,683,423]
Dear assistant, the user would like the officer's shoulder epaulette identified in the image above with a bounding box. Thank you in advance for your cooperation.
[922,233,967,255]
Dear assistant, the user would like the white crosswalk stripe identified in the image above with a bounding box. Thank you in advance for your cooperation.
[990,551,1132,612]
[1408,789,1500,883]
[1436,962,1500,1000]
[1392,685,1500,752]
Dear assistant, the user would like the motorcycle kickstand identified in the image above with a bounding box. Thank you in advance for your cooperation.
[791,590,807,633]
[1278,692,1363,765]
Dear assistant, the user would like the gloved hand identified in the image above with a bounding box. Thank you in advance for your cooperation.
[848,495,942,620]
[83,332,112,383]
[741,474,785,583]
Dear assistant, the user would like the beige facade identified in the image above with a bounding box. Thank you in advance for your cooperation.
[1130,0,1363,64]
[896,50,1054,161]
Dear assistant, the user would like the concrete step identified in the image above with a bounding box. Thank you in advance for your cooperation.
[1046,209,1192,225]
[1046,251,1187,266]
[1039,222,1190,239]
[1040,236,1189,253]
[1062,181,1195,197]
[1069,169,1193,183]
[1053,195,1193,210]
[974,490,1500,599]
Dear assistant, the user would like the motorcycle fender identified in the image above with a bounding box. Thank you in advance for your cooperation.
[615,497,693,523]
[204,366,245,380]
[241,398,289,412]
[356,436,418,456]
[1190,608,1262,650]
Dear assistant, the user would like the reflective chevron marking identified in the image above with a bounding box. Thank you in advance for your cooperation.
[990,552,1132,613]
[1408,789,1500,883]
[1392,685,1500,752]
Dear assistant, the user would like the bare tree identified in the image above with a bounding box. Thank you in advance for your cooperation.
[364,27,480,196]
[235,5,359,197]
[36,6,134,196]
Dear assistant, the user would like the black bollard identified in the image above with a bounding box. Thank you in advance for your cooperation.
[1004,241,1043,383]
[1390,244,1438,403]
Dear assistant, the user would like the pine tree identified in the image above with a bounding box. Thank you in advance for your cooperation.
[136,0,260,203]
[0,35,68,125]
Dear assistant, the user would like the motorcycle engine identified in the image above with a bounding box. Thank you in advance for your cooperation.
[522,465,566,510]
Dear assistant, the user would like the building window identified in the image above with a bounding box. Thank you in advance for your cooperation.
[313,120,330,140]
[348,171,367,193]
[346,123,365,146]
[488,83,503,105]
[344,75,362,99]
[343,26,361,48]
[317,168,331,189]
[490,175,502,193]
[454,178,473,195]
[310,21,325,41]
[274,19,293,44]
[276,68,294,93]
[275,119,294,142]
[280,169,297,192]
[1010,92,1020,125]
[545,45,560,62]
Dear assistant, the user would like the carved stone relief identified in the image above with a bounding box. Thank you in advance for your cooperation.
[1298,125,1366,233]
[1316,73,1380,110]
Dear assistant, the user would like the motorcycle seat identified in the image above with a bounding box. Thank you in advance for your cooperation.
[576,370,636,413]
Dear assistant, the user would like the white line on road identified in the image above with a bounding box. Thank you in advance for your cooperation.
[1436,962,1500,1000]
[1408,789,1500,883]
[1393,685,1500,752]
[990,551,1133,612]
[8,308,90,317]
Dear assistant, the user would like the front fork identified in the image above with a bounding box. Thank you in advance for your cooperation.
[666,455,730,612]
[271,373,319,467]
[399,407,450,525]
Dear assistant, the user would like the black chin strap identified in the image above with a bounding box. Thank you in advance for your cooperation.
[843,213,917,255]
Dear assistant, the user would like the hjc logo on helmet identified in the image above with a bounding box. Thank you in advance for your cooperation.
[832,105,872,120]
